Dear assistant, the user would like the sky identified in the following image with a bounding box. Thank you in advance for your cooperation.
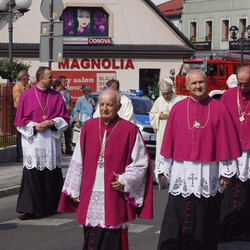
[151,0,170,5]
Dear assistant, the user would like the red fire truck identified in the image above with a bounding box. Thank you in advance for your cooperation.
[174,52,250,96]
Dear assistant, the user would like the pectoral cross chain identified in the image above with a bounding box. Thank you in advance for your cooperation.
[97,152,104,168]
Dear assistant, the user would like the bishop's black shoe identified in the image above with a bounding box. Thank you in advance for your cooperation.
[18,213,36,220]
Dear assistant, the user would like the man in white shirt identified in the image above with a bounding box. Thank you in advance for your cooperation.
[94,79,136,124]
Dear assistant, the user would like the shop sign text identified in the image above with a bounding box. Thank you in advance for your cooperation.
[58,58,135,70]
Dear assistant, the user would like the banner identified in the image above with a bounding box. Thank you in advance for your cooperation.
[53,70,116,102]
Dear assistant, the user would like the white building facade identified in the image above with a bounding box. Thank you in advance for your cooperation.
[0,0,194,101]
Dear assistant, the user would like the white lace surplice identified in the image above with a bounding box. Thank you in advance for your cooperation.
[17,118,68,170]
[155,154,238,198]
[238,149,250,182]
[62,130,148,228]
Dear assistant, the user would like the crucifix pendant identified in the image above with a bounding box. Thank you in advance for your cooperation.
[239,115,245,122]
[42,115,47,120]
[194,120,200,129]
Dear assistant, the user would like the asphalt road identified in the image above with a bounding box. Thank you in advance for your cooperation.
[1,154,250,249]
[0,186,165,250]
[1,188,250,250]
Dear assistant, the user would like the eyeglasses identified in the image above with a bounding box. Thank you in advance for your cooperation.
[237,83,250,87]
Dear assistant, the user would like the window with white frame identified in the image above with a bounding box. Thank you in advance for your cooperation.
[221,20,229,41]
[190,22,197,41]
[205,21,212,41]
[239,18,247,38]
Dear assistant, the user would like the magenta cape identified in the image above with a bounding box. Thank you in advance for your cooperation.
[161,96,242,162]
[14,86,69,126]
[58,116,153,226]
[220,86,250,150]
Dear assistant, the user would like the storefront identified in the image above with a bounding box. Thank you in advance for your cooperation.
[0,0,195,101]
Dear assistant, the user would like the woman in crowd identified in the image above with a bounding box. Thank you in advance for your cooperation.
[52,80,67,104]
[75,85,95,128]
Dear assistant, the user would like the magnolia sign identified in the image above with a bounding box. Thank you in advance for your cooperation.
[58,58,135,70]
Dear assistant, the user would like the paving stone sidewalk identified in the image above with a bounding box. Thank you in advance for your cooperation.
[0,156,71,198]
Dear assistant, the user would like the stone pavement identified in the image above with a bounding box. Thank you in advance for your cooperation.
[0,156,71,198]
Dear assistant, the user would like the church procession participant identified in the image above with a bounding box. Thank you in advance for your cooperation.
[58,89,153,250]
[94,79,136,124]
[58,75,73,155]
[155,69,241,250]
[219,66,250,241]
[149,76,184,165]
[14,67,69,220]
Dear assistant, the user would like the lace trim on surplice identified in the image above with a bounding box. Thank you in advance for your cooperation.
[62,159,82,198]
[85,191,128,229]
[155,155,238,198]
[119,166,146,207]
[237,150,250,182]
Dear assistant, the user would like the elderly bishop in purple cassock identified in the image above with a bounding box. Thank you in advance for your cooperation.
[58,89,153,250]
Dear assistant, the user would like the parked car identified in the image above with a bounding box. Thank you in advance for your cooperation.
[70,90,156,152]
[124,93,156,153]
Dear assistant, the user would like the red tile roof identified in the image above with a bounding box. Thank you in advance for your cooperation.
[157,0,183,17]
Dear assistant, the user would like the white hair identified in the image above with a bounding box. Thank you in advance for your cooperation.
[186,69,207,84]
[99,89,121,104]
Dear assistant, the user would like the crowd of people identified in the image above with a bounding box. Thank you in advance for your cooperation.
[12,65,250,249]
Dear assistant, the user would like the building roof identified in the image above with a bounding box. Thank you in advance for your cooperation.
[0,43,194,59]
[156,0,183,18]
[0,0,194,58]
[143,0,192,48]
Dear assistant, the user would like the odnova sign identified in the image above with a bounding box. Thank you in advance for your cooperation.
[58,58,135,70]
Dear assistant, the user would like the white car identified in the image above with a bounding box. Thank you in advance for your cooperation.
[71,91,156,153]
[91,91,156,153]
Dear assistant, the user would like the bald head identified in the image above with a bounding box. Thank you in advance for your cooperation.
[237,66,250,93]
[100,89,121,104]
[99,89,122,122]
[185,69,208,101]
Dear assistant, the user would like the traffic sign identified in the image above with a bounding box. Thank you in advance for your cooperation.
[40,21,63,63]
[40,36,63,62]
[40,0,64,21]
[41,21,63,36]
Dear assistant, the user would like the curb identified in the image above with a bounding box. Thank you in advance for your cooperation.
[0,176,67,199]
[0,185,20,199]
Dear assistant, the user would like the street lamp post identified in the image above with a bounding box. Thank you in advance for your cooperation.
[230,25,250,66]
[0,0,32,63]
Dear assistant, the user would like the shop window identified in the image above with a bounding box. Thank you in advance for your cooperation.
[190,22,197,41]
[139,69,160,100]
[60,7,109,36]
[239,18,247,38]
[221,20,229,41]
[205,21,212,41]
